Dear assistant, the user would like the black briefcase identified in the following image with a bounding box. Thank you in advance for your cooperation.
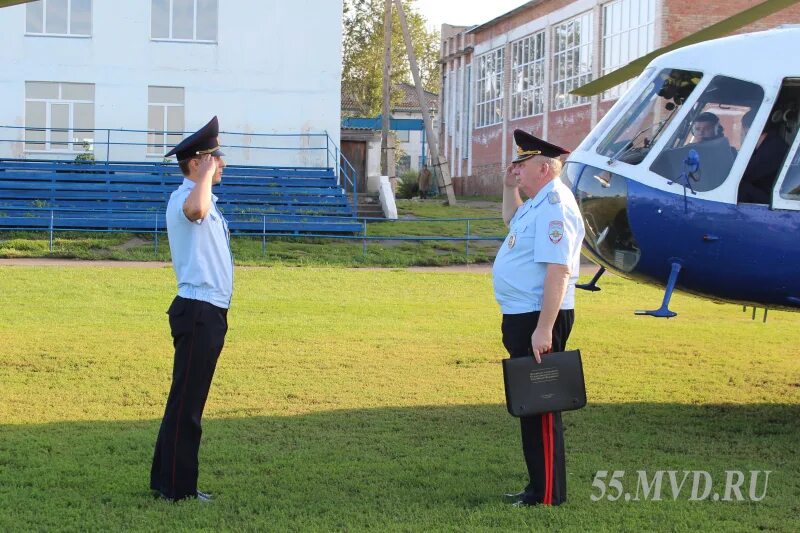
[502,350,587,417]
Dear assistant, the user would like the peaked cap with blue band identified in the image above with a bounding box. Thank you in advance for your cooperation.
[512,129,570,163]
[165,116,225,161]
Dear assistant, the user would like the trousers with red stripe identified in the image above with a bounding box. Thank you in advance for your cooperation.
[502,309,574,506]
[150,296,228,500]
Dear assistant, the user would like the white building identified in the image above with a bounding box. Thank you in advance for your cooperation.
[0,0,343,167]
[341,82,438,192]
[390,83,438,175]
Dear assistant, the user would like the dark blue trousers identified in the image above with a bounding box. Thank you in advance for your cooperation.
[150,296,228,500]
[502,309,574,505]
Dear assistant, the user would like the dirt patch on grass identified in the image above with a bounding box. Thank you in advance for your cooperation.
[111,237,149,251]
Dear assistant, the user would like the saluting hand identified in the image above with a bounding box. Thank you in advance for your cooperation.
[197,153,217,179]
[504,164,519,188]
[530,327,552,363]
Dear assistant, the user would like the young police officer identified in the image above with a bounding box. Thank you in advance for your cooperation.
[150,116,233,502]
[492,129,585,506]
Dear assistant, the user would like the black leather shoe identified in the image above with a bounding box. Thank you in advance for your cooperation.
[511,499,539,507]
[504,490,527,501]
[153,490,213,503]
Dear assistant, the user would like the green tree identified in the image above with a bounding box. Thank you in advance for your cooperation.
[342,0,440,118]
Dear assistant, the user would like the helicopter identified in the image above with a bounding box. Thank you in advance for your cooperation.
[562,3,800,318]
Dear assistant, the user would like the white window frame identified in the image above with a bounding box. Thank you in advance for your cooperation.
[454,66,462,142]
[475,48,505,129]
[25,82,95,153]
[462,64,471,156]
[511,30,546,120]
[601,0,656,101]
[394,129,410,143]
[25,0,92,38]
[151,0,218,43]
[771,123,800,211]
[147,86,185,156]
[552,11,594,111]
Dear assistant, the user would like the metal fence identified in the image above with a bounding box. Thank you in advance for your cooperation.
[0,215,506,261]
[0,124,359,216]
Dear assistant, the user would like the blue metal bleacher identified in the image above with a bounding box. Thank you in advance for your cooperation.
[0,158,362,235]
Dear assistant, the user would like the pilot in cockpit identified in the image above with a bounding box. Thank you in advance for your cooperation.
[690,112,726,143]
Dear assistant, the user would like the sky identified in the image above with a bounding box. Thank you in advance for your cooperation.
[412,0,530,32]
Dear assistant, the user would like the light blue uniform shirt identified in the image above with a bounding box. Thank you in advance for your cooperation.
[492,179,585,314]
[166,179,234,309]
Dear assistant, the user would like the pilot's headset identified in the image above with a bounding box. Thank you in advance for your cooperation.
[696,111,724,138]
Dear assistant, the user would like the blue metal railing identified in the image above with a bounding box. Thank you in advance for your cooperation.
[0,214,505,260]
[0,124,359,219]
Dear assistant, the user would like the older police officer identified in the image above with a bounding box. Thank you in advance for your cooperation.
[493,129,585,507]
[150,116,233,502]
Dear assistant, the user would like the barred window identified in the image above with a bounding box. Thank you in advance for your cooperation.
[601,0,656,100]
[511,31,546,119]
[475,48,504,128]
[552,12,593,111]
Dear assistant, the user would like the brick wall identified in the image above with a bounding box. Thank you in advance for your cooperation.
[457,162,505,195]
[455,0,800,195]
[663,0,800,44]
[548,105,594,150]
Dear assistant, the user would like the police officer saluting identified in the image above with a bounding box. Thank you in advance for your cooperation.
[150,116,233,502]
[493,129,585,507]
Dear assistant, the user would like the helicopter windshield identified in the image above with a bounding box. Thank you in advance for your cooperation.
[650,76,765,192]
[596,69,703,165]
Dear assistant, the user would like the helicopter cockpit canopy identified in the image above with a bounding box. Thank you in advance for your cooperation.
[595,69,767,193]
[649,75,764,192]
[596,69,703,166]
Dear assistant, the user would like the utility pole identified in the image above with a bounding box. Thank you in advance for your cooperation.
[394,0,456,205]
[381,0,396,190]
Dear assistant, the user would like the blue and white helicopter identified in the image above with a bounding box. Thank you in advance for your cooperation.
[564,6,800,318]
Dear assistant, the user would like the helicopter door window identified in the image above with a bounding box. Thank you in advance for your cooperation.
[777,148,800,204]
[650,76,765,192]
[739,80,799,204]
[596,69,703,165]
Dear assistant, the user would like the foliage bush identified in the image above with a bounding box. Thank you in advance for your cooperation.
[396,170,419,199]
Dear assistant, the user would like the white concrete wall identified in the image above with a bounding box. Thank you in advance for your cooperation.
[365,138,382,193]
[0,0,342,167]
[393,110,435,173]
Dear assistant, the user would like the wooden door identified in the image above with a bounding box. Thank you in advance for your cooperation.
[340,140,367,193]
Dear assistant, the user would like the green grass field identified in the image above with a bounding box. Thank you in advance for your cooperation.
[1,266,798,532]
[0,199,507,267]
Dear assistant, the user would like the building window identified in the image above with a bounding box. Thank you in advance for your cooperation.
[552,12,593,111]
[151,0,218,42]
[25,81,94,152]
[601,0,656,100]
[454,66,461,139]
[475,48,504,128]
[396,154,411,175]
[394,129,410,143]
[442,74,448,134]
[147,86,185,156]
[511,31,546,119]
[462,64,471,156]
[26,0,92,37]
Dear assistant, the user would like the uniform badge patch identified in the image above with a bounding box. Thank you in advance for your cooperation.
[508,233,517,249]
[548,221,564,244]
[547,191,561,204]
